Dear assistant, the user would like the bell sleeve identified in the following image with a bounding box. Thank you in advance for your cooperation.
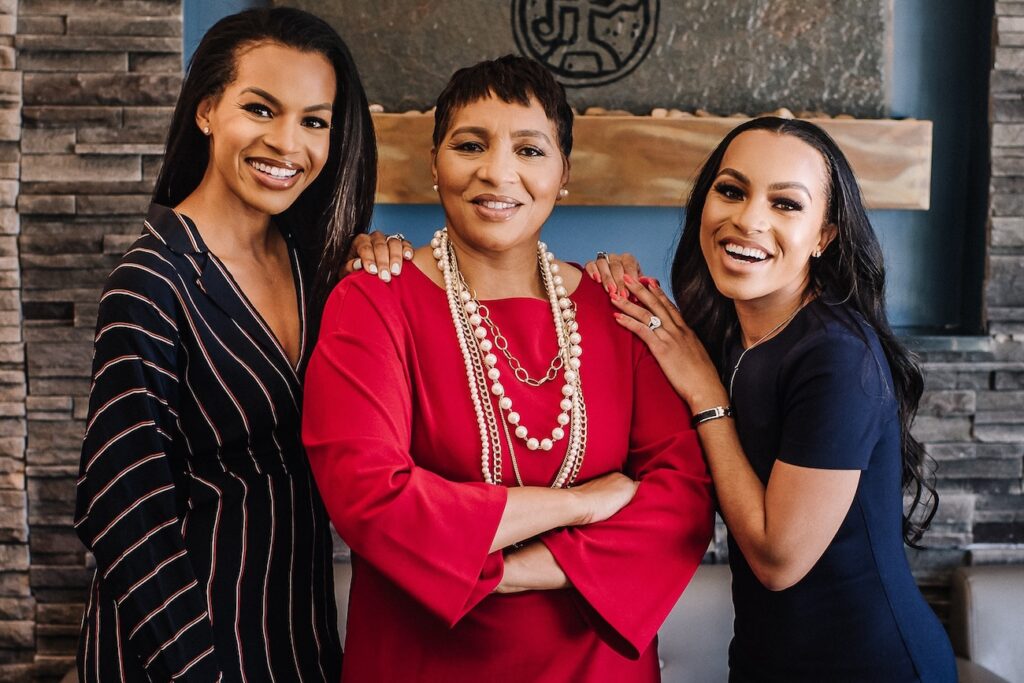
[74,259,222,681]
[540,347,715,659]
[302,276,508,627]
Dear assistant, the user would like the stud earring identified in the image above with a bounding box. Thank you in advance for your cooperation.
[432,184,438,192]
[812,248,822,258]
[558,188,569,199]
[203,126,210,135]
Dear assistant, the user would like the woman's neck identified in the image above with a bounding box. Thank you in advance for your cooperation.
[175,179,274,259]
[446,236,547,300]
[733,288,810,348]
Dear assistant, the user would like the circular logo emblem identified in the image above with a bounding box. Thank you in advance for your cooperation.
[512,0,660,88]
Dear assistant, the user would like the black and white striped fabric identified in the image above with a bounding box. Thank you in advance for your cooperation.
[74,203,341,682]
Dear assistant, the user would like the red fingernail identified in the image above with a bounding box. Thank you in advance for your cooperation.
[623,274,635,285]
[639,276,653,286]
[607,283,617,296]
[612,312,622,320]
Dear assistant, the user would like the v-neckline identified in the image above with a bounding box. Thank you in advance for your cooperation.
[206,244,306,375]
[166,208,307,378]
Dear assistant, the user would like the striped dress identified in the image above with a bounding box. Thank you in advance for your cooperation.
[74,203,341,683]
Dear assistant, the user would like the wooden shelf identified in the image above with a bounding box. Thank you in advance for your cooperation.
[373,113,932,211]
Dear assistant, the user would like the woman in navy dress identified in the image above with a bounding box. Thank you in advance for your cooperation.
[593,117,957,681]
[72,8,403,681]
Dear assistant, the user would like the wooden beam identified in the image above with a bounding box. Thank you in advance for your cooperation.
[373,113,932,211]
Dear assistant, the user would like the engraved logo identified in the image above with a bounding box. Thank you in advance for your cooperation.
[511,0,660,87]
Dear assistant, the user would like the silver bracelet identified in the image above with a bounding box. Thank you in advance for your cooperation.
[691,405,733,428]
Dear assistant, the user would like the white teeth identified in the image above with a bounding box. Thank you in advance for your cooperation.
[725,243,768,261]
[250,161,298,178]
[480,200,516,210]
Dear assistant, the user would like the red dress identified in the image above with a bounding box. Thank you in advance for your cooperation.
[302,263,714,682]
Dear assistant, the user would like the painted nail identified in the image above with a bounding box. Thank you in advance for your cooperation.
[366,263,378,275]
[404,249,414,260]
[391,262,401,275]
[353,258,363,271]
[607,283,617,296]
[379,269,392,283]
[623,273,636,285]
[641,276,660,290]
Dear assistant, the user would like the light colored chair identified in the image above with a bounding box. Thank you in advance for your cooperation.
[950,565,1024,683]
[658,563,733,683]
[334,561,734,681]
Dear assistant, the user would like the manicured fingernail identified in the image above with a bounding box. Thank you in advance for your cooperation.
[641,276,660,290]
[612,312,622,320]
[607,283,616,296]
[353,258,363,271]
[623,274,635,285]
[366,263,378,274]
[404,249,414,260]
[391,262,401,275]
[379,269,391,282]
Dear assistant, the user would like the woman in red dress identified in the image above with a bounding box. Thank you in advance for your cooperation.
[302,56,714,682]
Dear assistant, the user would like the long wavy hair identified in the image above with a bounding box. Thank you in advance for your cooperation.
[152,7,377,323]
[671,116,937,546]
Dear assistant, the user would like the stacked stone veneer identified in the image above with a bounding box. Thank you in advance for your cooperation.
[0,0,1018,680]
[1,0,182,679]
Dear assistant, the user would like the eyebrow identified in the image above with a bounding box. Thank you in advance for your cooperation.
[449,126,553,144]
[240,86,332,113]
[718,168,812,200]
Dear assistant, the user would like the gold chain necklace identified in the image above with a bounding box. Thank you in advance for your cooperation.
[727,300,809,399]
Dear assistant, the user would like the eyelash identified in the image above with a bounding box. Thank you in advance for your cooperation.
[239,102,330,130]
[712,181,804,212]
[450,141,547,157]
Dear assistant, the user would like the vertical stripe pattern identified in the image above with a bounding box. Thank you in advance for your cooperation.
[75,204,340,683]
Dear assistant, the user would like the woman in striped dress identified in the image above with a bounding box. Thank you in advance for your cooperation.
[73,9,396,681]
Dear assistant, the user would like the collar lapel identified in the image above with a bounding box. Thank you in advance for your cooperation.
[146,203,303,383]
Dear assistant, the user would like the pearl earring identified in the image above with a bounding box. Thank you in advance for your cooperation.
[432,184,438,192]
[812,248,822,258]
[558,188,569,199]
[203,126,210,135]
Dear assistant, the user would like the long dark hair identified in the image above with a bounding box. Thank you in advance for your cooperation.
[671,116,937,546]
[153,7,377,321]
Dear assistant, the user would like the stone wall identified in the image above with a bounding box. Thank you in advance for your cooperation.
[0,0,30,678]
[0,0,1018,680]
[2,0,181,678]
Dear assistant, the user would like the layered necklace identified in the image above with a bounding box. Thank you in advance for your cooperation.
[432,228,587,488]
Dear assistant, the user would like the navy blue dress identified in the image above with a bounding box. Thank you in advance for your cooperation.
[725,299,955,682]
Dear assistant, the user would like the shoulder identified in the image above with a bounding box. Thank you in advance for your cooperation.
[104,230,183,296]
[319,269,414,335]
[782,301,892,400]
[96,229,192,326]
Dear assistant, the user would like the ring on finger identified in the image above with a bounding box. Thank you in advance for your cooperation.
[385,232,407,243]
[596,251,609,261]
[647,315,662,331]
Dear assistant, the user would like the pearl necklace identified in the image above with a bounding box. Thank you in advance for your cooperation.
[432,228,587,487]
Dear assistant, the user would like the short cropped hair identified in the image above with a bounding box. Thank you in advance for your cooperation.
[432,55,574,158]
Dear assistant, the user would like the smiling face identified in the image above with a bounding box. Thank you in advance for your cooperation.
[700,129,836,312]
[196,41,335,218]
[432,94,568,255]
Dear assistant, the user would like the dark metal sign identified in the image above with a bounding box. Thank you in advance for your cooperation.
[511,0,660,88]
